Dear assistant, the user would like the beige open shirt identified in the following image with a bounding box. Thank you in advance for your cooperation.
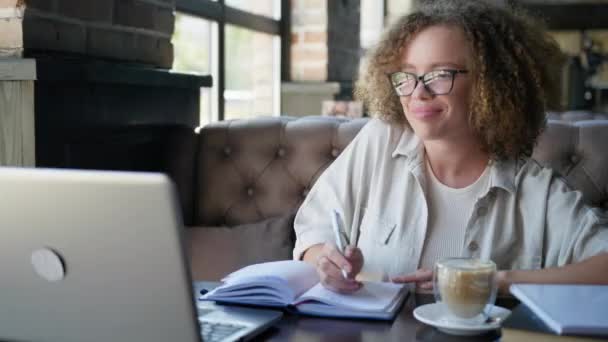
[293,119,608,278]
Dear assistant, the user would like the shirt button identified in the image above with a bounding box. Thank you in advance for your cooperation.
[477,206,488,217]
[246,188,254,197]
[331,148,340,158]
[468,241,479,252]
[301,188,309,198]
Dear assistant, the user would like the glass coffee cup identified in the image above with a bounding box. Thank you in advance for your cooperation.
[433,258,497,323]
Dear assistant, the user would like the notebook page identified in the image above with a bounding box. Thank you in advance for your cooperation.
[221,260,320,299]
[294,281,405,311]
[295,288,408,320]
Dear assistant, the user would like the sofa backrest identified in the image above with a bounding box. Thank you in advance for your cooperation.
[547,111,608,122]
[194,116,369,226]
[533,120,608,209]
[169,116,608,226]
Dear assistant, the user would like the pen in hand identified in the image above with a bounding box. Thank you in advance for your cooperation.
[331,209,349,279]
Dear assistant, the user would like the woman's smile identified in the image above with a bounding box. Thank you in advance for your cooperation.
[409,105,443,119]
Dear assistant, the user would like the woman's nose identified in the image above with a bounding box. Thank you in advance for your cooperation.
[410,81,432,99]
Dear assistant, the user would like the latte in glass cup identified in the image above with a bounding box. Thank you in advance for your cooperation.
[433,258,497,321]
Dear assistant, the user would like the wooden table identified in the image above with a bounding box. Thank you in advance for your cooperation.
[253,293,509,342]
[255,295,605,342]
[196,282,603,342]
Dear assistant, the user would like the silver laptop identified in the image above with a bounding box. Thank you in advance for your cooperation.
[0,167,282,342]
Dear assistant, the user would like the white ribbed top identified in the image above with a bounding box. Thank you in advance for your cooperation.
[419,158,490,270]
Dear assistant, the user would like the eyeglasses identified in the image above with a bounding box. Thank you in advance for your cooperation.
[389,69,468,96]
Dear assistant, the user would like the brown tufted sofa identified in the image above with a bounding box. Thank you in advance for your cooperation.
[164,116,608,281]
[547,110,608,121]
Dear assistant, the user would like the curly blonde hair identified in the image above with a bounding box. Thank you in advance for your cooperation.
[355,0,565,160]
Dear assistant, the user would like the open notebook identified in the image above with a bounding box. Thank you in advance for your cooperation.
[199,260,408,320]
[510,284,608,336]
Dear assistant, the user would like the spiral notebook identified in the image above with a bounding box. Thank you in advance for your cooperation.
[510,284,608,336]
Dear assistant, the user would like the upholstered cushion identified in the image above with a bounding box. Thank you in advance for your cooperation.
[195,116,368,226]
[186,212,296,281]
[533,120,608,209]
[546,110,608,122]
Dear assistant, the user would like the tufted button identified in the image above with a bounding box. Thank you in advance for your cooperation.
[223,146,232,156]
[331,148,340,158]
[570,154,580,164]
[301,188,310,198]
[476,206,488,217]
[277,147,286,158]
[246,187,254,197]
[468,241,479,252]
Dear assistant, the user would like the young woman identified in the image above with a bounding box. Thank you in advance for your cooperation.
[293,0,608,294]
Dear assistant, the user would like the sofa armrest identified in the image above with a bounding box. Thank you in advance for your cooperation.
[186,212,296,281]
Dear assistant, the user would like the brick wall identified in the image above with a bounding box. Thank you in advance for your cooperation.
[290,0,328,81]
[0,0,175,68]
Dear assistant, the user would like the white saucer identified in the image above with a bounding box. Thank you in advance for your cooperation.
[413,303,511,336]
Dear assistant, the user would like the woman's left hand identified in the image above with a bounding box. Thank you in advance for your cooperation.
[391,269,433,291]
[393,269,513,294]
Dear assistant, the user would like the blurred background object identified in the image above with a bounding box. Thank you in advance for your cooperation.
[563,32,608,111]
[322,100,363,118]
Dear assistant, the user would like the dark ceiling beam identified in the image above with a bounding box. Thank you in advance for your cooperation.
[518,2,608,30]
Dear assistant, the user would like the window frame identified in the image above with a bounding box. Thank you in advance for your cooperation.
[175,0,290,121]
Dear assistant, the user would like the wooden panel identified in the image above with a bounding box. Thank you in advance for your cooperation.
[135,33,173,68]
[114,0,174,33]
[155,5,174,34]
[86,24,137,61]
[25,0,56,11]
[56,0,114,22]
[114,0,156,30]
[502,328,606,342]
[34,81,199,168]
[22,12,87,53]
[0,80,35,166]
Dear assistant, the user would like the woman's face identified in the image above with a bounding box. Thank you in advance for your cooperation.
[398,24,475,144]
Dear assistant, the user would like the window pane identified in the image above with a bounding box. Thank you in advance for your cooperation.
[172,13,218,126]
[360,0,384,49]
[172,13,212,74]
[386,0,416,25]
[225,25,280,119]
[225,0,281,19]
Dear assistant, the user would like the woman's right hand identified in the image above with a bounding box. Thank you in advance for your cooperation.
[303,243,364,293]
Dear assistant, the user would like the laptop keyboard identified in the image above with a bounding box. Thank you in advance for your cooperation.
[199,321,248,342]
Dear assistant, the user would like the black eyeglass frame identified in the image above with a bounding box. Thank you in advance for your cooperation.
[388,69,469,96]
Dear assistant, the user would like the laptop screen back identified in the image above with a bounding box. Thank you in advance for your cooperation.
[0,167,200,342]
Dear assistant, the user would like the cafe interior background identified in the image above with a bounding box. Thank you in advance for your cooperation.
[0,0,606,175]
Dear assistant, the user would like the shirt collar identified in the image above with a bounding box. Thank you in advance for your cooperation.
[391,128,426,176]
[488,159,518,194]
[391,126,422,160]
[391,126,518,194]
